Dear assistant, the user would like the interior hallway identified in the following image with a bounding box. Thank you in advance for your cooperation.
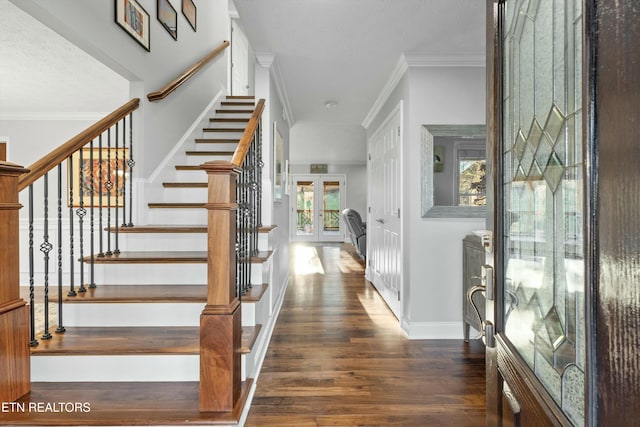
[245,243,486,426]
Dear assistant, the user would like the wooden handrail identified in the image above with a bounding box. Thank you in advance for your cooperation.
[231,99,265,167]
[18,98,140,191]
[147,40,230,102]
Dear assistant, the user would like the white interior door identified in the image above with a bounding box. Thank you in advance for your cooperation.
[367,103,402,319]
[291,174,346,242]
[231,20,249,96]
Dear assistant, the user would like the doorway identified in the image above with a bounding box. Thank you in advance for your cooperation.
[290,175,346,242]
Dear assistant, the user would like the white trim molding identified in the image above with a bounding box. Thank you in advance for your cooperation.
[255,52,294,125]
[0,112,111,121]
[401,320,464,340]
[362,55,408,129]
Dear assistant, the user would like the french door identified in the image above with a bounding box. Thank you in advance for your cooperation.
[485,0,640,425]
[290,175,345,242]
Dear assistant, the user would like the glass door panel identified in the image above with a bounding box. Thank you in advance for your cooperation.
[500,0,585,424]
[295,180,315,238]
[321,181,341,239]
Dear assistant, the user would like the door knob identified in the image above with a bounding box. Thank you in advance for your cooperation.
[376,218,384,224]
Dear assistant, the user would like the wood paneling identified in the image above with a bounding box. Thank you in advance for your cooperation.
[0,142,6,161]
[0,305,30,402]
[245,243,486,426]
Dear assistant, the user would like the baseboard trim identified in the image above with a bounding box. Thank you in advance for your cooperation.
[401,320,463,340]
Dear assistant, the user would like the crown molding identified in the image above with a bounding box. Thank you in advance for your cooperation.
[255,52,294,124]
[362,55,408,129]
[362,52,485,129]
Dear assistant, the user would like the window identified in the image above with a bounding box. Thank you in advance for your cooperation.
[455,143,486,206]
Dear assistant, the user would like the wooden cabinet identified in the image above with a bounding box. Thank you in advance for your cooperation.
[462,234,485,342]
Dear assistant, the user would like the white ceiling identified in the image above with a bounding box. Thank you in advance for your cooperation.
[0,0,486,125]
[234,0,486,125]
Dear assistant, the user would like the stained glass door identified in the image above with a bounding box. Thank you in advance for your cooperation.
[485,0,586,425]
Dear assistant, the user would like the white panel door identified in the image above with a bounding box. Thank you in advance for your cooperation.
[367,104,402,318]
[291,174,346,242]
[231,20,249,96]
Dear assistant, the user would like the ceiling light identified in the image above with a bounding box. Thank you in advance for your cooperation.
[324,100,338,109]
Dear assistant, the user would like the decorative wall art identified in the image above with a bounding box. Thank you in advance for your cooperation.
[182,0,197,31]
[157,0,177,40]
[274,123,284,200]
[115,0,150,51]
[68,148,129,207]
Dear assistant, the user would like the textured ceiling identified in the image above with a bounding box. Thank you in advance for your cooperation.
[234,0,486,125]
[0,0,128,116]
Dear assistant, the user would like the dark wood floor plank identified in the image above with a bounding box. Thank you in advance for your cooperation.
[245,243,486,427]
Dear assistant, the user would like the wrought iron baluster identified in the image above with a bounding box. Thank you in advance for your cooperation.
[89,140,96,288]
[106,129,113,256]
[28,185,38,347]
[56,165,65,334]
[127,112,135,226]
[68,155,77,297]
[41,173,53,340]
[121,115,127,227]
[98,134,104,258]
[256,121,263,228]
[77,148,87,293]
[114,123,120,253]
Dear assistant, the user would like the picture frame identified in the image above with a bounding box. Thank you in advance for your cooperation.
[115,0,151,51]
[67,148,129,208]
[182,0,197,31]
[157,0,177,40]
[273,123,284,201]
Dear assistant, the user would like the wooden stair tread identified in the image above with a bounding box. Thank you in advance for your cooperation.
[4,380,253,425]
[202,127,245,132]
[241,324,262,354]
[195,138,240,143]
[227,95,255,99]
[82,251,208,263]
[221,101,255,106]
[209,118,249,123]
[162,182,207,188]
[105,224,276,233]
[242,283,269,303]
[216,109,254,114]
[147,202,204,209]
[82,251,273,264]
[175,165,203,170]
[30,326,200,355]
[185,150,235,156]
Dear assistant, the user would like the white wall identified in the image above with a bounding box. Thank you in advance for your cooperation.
[290,122,367,217]
[11,0,231,177]
[367,66,486,339]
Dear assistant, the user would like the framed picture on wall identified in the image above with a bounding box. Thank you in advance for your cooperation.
[274,123,284,200]
[67,148,129,207]
[182,0,197,31]
[157,0,177,40]
[115,0,151,51]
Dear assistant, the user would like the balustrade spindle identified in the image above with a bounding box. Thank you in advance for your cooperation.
[89,140,96,288]
[77,148,87,293]
[127,112,134,227]
[68,154,77,297]
[106,129,113,256]
[98,135,104,258]
[41,173,53,340]
[121,115,127,227]
[28,185,38,347]
[56,165,65,333]
[114,123,121,253]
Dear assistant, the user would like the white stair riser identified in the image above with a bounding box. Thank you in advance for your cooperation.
[63,303,204,327]
[193,142,238,151]
[175,169,209,182]
[201,131,244,139]
[93,263,207,285]
[208,122,247,129]
[157,187,208,202]
[186,155,233,166]
[214,113,252,119]
[32,355,199,382]
[147,207,208,224]
[118,233,207,251]
[220,104,255,111]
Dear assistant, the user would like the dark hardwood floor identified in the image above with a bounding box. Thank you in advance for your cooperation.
[245,243,486,427]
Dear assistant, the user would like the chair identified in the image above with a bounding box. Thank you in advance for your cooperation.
[341,208,366,258]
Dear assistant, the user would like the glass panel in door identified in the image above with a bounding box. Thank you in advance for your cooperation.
[321,181,341,239]
[500,0,584,424]
[295,180,315,238]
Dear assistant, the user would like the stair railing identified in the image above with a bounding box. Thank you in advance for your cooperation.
[16,99,140,347]
[199,98,264,412]
[147,40,230,102]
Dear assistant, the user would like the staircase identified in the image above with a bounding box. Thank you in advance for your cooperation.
[3,96,279,426]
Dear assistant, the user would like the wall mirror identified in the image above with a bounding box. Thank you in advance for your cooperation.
[421,124,487,218]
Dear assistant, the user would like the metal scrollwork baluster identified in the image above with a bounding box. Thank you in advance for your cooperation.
[56,165,65,334]
[41,173,53,340]
[28,185,38,347]
[77,148,87,293]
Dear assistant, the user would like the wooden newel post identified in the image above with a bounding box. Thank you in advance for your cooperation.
[0,161,30,403]
[199,160,242,412]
